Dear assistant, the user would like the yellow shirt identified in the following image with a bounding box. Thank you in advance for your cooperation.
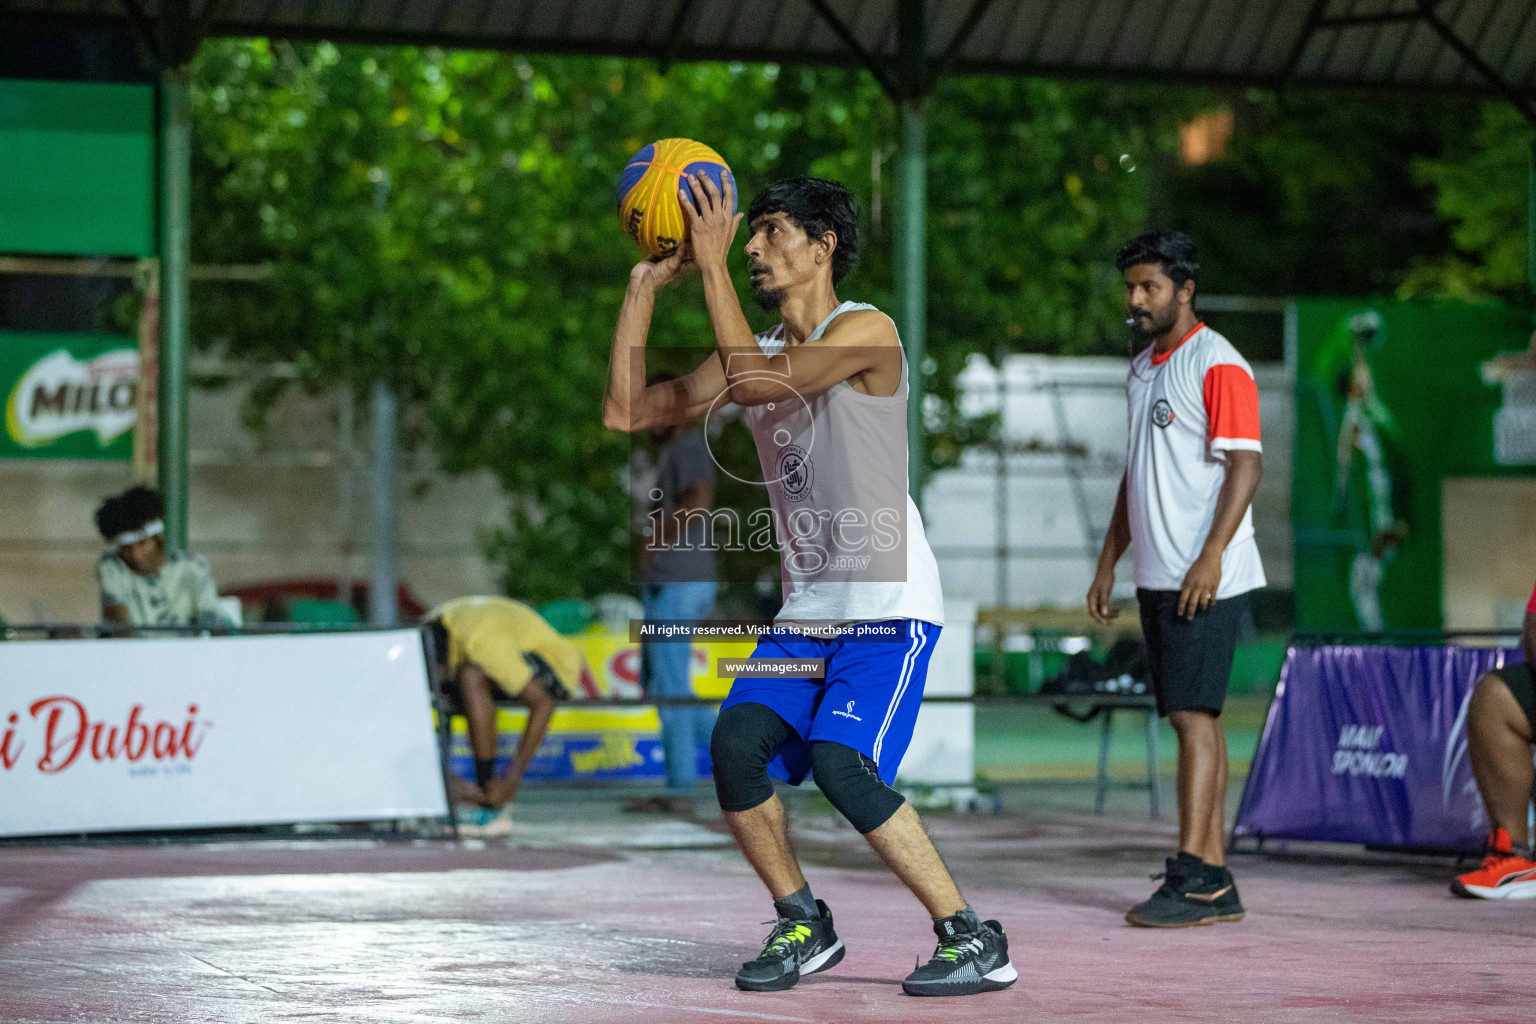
[430,596,584,698]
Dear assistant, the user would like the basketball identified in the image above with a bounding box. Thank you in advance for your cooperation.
[615,138,735,259]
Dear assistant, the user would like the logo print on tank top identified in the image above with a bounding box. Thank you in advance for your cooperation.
[778,444,813,502]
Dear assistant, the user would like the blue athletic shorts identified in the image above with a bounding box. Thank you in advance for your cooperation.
[719,619,941,786]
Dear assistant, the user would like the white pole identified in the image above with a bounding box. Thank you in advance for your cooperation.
[367,170,397,628]
[369,378,397,628]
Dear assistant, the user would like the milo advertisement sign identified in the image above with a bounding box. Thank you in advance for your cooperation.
[2,332,138,459]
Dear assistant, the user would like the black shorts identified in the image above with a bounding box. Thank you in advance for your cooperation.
[436,650,567,710]
[1137,588,1248,718]
[1490,662,1536,734]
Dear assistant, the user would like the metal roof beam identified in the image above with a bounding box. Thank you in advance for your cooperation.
[115,0,164,65]
[896,0,924,96]
[926,0,998,92]
[1317,11,1422,30]
[113,0,221,68]
[12,3,1536,103]
[194,0,228,49]
[658,0,698,74]
[1279,0,1332,84]
[1414,0,1536,125]
[804,0,900,96]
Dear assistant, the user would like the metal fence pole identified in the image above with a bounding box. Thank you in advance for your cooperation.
[369,379,398,628]
[895,0,927,499]
[337,390,356,612]
[1529,137,1536,297]
[367,171,397,629]
[992,353,1008,693]
[157,68,191,551]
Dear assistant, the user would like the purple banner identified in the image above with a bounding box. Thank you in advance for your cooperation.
[1234,645,1523,852]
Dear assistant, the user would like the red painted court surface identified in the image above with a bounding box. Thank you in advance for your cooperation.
[2,798,1533,1024]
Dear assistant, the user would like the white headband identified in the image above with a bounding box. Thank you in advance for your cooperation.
[113,519,165,548]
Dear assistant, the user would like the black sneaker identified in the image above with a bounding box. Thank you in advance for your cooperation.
[1125,856,1238,928]
[734,899,845,992]
[1207,865,1245,922]
[902,913,1018,997]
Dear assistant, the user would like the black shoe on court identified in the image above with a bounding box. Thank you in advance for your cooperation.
[734,899,844,992]
[1207,864,1245,922]
[902,913,1017,997]
[1126,856,1243,928]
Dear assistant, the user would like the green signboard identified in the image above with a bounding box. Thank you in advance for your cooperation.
[1,332,137,459]
[1293,299,1532,631]
[0,79,155,257]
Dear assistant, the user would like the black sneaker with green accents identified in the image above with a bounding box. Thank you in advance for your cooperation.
[734,899,845,992]
[902,913,1018,997]
[1125,856,1244,928]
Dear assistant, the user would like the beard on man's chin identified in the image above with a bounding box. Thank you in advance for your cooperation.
[751,284,785,312]
[1128,308,1177,342]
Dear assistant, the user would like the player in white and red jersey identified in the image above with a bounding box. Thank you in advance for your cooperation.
[1087,230,1264,928]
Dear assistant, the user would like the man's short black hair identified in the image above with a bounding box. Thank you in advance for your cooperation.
[94,486,164,542]
[1115,230,1199,295]
[747,177,860,284]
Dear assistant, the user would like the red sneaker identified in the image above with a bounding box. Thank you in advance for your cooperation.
[1452,829,1536,899]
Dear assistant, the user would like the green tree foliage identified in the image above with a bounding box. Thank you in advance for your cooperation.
[1406,102,1534,301]
[187,40,1527,603]
[188,41,1170,601]
[191,44,802,600]
[1162,91,1473,299]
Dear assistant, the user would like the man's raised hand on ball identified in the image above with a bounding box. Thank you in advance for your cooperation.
[679,171,742,272]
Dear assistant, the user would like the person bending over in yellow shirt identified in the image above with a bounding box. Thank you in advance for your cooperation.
[426,596,590,810]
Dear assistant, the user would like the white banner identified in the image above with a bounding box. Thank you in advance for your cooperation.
[0,630,448,837]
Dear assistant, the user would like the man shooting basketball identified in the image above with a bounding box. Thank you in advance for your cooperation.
[603,175,1015,997]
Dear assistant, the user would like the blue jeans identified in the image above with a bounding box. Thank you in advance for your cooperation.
[641,581,717,796]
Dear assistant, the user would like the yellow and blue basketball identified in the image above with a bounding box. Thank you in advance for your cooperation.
[616,138,735,259]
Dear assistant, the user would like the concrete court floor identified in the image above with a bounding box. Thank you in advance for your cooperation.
[1,793,1532,1024]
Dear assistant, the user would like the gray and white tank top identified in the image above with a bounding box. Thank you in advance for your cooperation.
[740,301,944,626]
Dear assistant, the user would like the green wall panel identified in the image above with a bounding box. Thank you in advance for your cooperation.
[1293,299,1532,631]
[0,79,154,257]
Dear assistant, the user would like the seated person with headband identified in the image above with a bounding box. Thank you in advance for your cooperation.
[95,486,234,629]
[426,596,591,813]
